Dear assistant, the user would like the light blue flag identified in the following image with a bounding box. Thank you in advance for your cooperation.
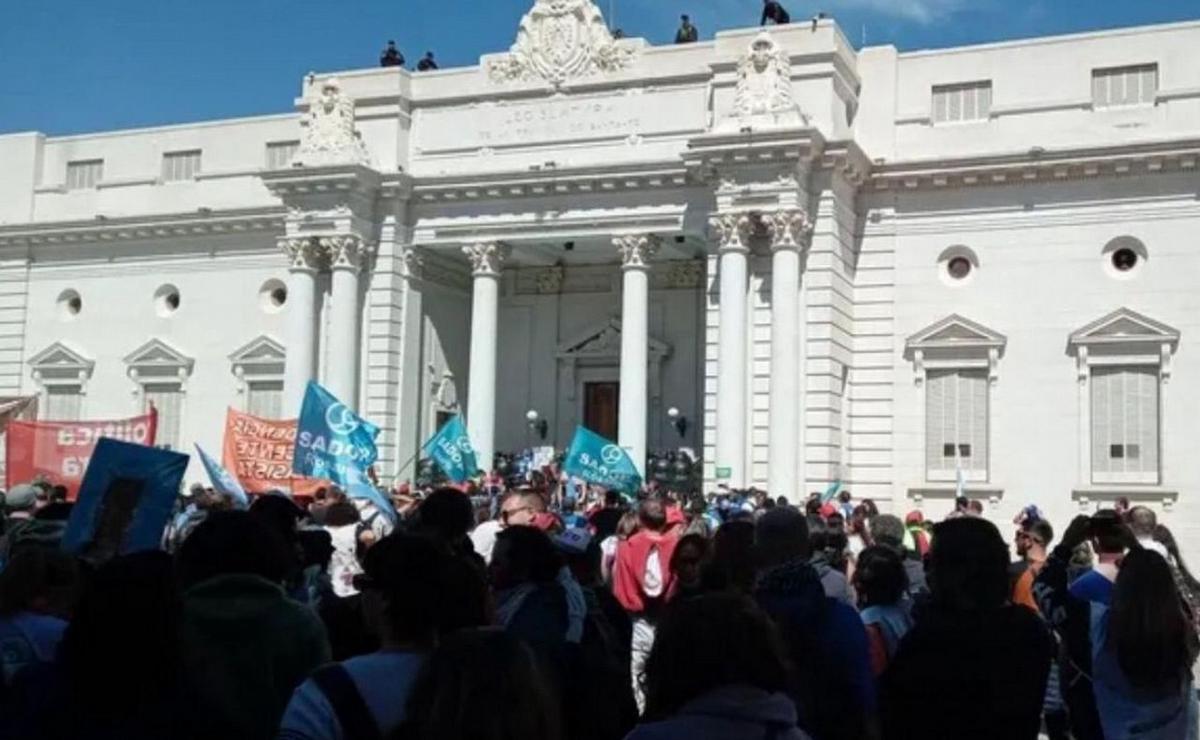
[195,444,249,510]
[346,478,398,527]
[422,415,478,483]
[820,479,843,504]
[293,381,380,488]
[561,426,642,493]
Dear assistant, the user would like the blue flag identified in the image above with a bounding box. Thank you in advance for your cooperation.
[346,478,398,527]
[561,426,642,493]
[195,444,249,510]
[293,381,379,488]
[820,479,842,504]
[422,415,478,483]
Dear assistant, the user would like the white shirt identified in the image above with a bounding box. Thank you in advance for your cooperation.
[470,520,503,564]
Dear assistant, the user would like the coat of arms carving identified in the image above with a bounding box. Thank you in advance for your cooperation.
[488,0,635,88]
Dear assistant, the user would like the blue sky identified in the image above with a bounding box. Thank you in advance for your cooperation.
[1,0,1197,135]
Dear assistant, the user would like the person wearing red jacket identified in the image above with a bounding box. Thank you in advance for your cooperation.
[612,497,682,712]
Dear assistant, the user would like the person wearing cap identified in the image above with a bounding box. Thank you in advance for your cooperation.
[379,40,404,67]
[0,484,51,565]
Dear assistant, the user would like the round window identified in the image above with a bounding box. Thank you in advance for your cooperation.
[947,256,973,280]
[259,279,288,313]
[1111,247,1139,272]
[154,284,181,317]
[56,289,82,321]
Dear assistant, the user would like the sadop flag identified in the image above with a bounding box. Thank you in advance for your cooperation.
[293,381,379,488]
[561,426,641,493]
[196,444,249,509]
[422,415,478,483]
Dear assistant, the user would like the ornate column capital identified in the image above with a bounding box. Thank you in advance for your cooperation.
[462,242,509,277]
[400,247,425,279]
[708,213,754,254]
[761,208,814,252]
[280,237,323,272]
[321,235,370,271]
[613,234,661,270]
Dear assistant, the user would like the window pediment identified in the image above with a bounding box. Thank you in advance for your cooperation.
[1069,308,1179,381]
[906,315,1006,384]
[557,318,670,362]
[29,341,94,383]
[229,335,286,378]
[124,338,194,381]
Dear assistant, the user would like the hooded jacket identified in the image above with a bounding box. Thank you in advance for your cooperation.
[627,685,811,740]
[180,574,330,739]
[613,529,680,615]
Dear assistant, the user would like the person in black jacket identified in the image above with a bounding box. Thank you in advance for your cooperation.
[761,0,791,25]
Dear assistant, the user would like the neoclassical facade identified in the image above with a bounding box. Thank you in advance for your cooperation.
[3,4,1200,555]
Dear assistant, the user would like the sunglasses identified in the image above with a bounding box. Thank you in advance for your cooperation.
[501,505,533,523]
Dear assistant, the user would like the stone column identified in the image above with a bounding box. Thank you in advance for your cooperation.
[709,214,753,488]
[614,234,661,477]
[764,209,813,502]
[463,242,508,474]
[281,237,323,414]
[323,235,367,409]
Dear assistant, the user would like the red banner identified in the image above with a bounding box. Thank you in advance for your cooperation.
[222,408,324,496]
[5,410,158,500]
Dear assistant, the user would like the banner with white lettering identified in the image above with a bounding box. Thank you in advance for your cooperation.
[293,381,379,489]
[4,410,158,500]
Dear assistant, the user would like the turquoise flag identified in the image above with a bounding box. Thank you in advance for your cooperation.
[820,478,843,504]
[422,415,478,483]
[293,381,379,488]
[562,426,642,493]
[195,444,249,510]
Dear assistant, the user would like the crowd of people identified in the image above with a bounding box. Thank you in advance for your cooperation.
[0,471,1197,739]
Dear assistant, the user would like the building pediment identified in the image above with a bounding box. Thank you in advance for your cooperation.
[1069,307,1180,347]
[906,314,1006,353]
[28,341,95,382]
[124,338,195,379]
[229,335,286,377]
[557,318,670,361]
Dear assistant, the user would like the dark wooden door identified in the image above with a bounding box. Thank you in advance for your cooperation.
[583,382,620,441]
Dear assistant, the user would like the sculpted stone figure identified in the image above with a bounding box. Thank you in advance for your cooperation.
[488,0,634,88]
[719,32,809,131]
[293,77,371,167]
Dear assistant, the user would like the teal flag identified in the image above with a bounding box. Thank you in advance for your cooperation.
[562,426,642,493]
[820,478,843,504]
[422,415,478,483]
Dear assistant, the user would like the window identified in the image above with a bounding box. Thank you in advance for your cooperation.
[144,383,184,451]
[925,369,988,480]
[246,379,283,419]
[1092,64,1157,108]
[1090,367,1158,485]
[66,159,104,190]
[932,81,992,124]
[265,140,300,170]
[162,150,201,181]
[45,385,83,421]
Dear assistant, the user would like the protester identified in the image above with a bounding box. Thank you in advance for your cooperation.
[700,519,755,595]
[869,513,928,601]
[805,515,854,604]
[1153,522,1200,630]
[0,548,79,689]
[1069,509,1125,605]
[380,40,404,67]
[416,52,438,71]
[601,509,638,584]
[754,507,875,740]
[177,511,330,739]
[761,0,791,25]
[322,501,364,598]
[0,483,58,564]
[589,489,626,542]
[1037,515,1199,740]
[612,497,681,711]
[394,628,561,740]
[491,525,574,651]
[674,14,698,43]
[853,545,913,677]
[1011,516,1053,612]
[630,593,811,740]
[881,517,1053,740]
[668,533,708,601]
[1128,505,1169,557]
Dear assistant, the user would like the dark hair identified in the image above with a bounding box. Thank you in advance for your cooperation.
[701,519,757,594]
[638,498,667,532]
[854,545,907,608]
[59,551,183,722]
[1090,509,1128,555]
[324,501,362,527]
[642,593,790,720]
[176,511,293,589]
[604,490,621,507]
[49,485,69,503]
[490,526,562,590]
[395,628,560,740]
[1152,524,1200,594]
[967,500,984,515]
[754,507,808,569]
[0,547,80,618]
[616,510,640,539]
[1023,518,1054,548]
[416,489,475,542]
[1108,549,1200,690]
[248,494,303,547]
[670,533,709,576]
[870,514,905,550]
[928,518,1010,611]
[1128,505,1157,538]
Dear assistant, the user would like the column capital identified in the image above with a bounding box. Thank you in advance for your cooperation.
[321,234,371,271]
[613,233,661,270]
[707,213,754,254]
[462,242,509,277]
[279,237,323,272]
[761,208,814,252]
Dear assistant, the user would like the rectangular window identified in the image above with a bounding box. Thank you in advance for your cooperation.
[144,383,184,451]
[1091,367,1159,484]
[1092,64,1158,108]
[246,379,284,419]
[44,385,83,421]
[925,369,988,480]
[65,159,104,190]
[931,81,992,124]
[265,140,300,170]
[161,150,202,182]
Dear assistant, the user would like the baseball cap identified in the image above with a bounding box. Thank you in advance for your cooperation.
[5,483,39,511]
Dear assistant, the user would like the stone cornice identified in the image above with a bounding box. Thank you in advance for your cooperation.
[870,137,1200,191]
[411,161,696,203]
[261,162,387,199]
[0,207,284,248]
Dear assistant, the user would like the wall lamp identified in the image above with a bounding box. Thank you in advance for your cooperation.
[526,409,548,440]
[667,407,688,438]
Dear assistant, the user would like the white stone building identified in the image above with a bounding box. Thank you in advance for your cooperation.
[2,2,1199,555]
